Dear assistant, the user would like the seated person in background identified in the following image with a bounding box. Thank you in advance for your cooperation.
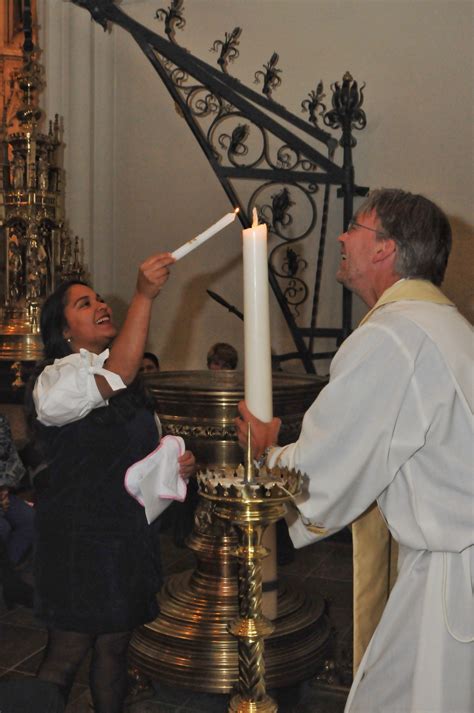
[0,414,34,568]
[140,351,160,373]
[207,342,238,370]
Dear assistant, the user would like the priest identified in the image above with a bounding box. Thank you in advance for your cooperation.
[235,189,473,713]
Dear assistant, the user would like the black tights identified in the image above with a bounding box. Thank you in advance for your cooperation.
[37,628,131,713]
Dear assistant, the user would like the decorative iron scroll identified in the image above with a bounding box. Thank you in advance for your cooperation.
[72,0,368,373]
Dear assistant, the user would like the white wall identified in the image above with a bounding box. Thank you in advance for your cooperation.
[39,0,473,371]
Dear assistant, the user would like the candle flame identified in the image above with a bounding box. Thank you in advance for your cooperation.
[234,207,240,215]
[251,207,259,228]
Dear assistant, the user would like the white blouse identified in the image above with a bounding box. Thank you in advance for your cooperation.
[33,349,126,427]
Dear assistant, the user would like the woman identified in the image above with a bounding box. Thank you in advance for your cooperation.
[29,252,195,713]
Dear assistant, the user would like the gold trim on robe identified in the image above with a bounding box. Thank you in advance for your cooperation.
[351,279,453,672]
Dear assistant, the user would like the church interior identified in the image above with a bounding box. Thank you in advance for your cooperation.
[0,1,472,712]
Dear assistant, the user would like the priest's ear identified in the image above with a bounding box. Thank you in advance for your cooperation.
[373,237,396,264]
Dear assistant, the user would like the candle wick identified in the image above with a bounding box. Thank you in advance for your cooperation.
[252,207,259,228]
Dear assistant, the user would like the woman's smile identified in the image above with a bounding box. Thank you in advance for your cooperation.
[63,284,117,353]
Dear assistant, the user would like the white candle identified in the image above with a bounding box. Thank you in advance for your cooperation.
[171,209,239,261]
[242,208,273,422]
[243,208,277,620]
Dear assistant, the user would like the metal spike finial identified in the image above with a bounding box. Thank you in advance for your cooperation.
[244,422,255,484]
[324,71,366,147]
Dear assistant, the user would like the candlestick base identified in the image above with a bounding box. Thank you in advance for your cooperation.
[228,694,278,713]
[198,463,302,712]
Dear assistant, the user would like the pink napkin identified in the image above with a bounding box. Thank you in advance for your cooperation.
[124,435,187,524]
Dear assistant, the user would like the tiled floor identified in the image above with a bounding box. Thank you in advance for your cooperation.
[0,529,353,712]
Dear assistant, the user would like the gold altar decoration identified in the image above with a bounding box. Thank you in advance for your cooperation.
[198,459,303,713]
[0,19,84,366]
[129,370,331,693]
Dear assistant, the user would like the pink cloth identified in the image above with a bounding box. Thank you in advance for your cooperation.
[124,435,187,524]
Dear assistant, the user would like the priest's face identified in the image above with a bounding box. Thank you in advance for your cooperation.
[63,284,117,354]
[336,210,385,301]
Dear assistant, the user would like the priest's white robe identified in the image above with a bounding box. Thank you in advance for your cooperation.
[269,301,473,713]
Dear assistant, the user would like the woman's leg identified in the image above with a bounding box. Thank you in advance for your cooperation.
[37,628,93,703]
[89,630,131,713]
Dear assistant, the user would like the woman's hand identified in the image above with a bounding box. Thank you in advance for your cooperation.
[99,252,175,393]
[234,400,281,458]
[137,253,175,301]
[178,450,196,480]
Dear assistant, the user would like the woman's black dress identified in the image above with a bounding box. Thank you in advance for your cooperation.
[34,388,161,633]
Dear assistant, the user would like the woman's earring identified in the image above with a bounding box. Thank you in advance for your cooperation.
[66,337,72,343]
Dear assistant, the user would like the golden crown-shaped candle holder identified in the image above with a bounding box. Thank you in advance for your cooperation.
[198,455,302,713]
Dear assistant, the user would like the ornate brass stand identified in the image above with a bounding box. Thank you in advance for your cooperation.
[129,371,331,693]
[0,7,84,400]
[198,459,302,713]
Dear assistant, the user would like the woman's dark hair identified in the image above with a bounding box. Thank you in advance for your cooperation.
[40,279,90,360]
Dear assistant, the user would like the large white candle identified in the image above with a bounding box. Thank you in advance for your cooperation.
[243,208,277,620]
[242,208,273,422]
[171,209,239,261]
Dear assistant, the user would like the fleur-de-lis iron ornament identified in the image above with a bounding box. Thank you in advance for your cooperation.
[271,187,294,227]
[254,52,282,98]
[228,123,249,157]
[284,247,306,279]
[301,81,326,127]
[210,27,242,73]
[324,71,366,147]
[217,123,249,160]
[156,0,186,42]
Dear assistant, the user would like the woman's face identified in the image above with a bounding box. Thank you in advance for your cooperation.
[62,284,117,354]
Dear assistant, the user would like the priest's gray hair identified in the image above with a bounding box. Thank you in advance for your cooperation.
[357,189,452,286]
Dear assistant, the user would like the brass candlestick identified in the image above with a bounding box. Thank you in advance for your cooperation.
[198,448,302,713]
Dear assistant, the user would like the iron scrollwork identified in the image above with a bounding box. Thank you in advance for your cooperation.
[70,0,369,372]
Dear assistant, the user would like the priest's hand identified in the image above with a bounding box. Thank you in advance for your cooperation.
[178,450,196,480]
[235,401,281,459]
